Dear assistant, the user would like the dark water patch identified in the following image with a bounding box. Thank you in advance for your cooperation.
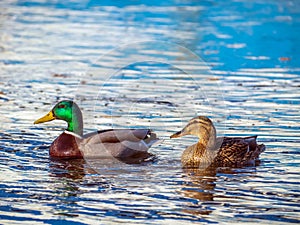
[236,214,300,224]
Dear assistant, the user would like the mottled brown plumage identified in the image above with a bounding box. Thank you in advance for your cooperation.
[171,116,265,168]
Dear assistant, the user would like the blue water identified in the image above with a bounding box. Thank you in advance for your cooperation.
[0,0,300,224]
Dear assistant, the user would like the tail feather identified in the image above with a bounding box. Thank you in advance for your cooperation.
[254,144,265,159]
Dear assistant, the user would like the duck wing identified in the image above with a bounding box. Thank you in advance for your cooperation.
[83,129,151,143]
[80,129,159,161]
[215,136,265,167]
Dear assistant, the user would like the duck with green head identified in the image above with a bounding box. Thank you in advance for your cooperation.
[34,100,159,162]
[170,116,265,169]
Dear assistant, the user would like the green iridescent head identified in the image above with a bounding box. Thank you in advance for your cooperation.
[34,100,83,136]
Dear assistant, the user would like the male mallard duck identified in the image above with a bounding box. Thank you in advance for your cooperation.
[170,116,265,168]
[34,100,158,161]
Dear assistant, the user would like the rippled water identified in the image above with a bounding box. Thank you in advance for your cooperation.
[1,0,299,224]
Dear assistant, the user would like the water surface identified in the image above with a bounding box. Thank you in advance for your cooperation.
[0,0,299,224]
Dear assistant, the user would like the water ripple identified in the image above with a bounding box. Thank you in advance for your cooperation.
[0,0,299,224]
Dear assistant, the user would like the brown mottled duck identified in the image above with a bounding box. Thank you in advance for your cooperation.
[34,100,158,162]
[170,116,265,169]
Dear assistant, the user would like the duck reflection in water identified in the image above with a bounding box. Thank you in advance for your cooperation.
[48,158,111,217]
[180,166,260,217]
[181,168,216,201]
[47,159,87,217]
[179,167,216,216]
[49,158,88,180]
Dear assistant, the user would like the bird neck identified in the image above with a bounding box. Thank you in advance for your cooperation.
[198,124,217,150]
[66,107,83,136]
[195,125,218,169]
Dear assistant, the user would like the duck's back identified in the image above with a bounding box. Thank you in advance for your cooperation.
[213,136,265,167]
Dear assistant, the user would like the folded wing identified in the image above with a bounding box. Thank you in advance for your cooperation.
[80,129,159,161]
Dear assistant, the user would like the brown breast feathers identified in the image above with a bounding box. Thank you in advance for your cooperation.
[50,132,83,159]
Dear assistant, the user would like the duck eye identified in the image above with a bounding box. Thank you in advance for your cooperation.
[58,104,66,109]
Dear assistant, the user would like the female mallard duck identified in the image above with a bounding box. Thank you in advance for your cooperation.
[170,116,265,168]
[34,100,158,162]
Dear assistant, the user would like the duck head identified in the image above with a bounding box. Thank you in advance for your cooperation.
[170,116,217,149]
[34,100,83,136]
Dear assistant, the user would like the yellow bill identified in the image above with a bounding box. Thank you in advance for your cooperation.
[34,111,56,124]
